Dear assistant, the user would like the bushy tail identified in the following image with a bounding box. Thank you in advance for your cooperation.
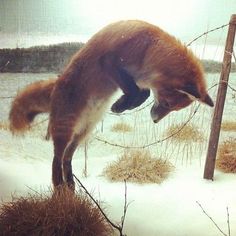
[9,79,56,134]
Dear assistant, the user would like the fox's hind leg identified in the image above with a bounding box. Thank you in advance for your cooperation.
[52,135,71,188]
[61,137,79,190]
[51,112,80,190]
[51,115,87,191]
[50,78,82,190]
[62,130,87,190]
[100,52,150,113]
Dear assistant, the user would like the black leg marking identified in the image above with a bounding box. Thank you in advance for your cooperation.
[100,52,150,113]
[111,88,150,113]
[52,137,68,188]
[52,156,63,187]
[63,135,80,190]
[63,159,75,190]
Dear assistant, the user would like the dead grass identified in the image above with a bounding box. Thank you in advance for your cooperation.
[164,123,205,142]
[216,138,236,173]
[111,122,133,133]
[0,187,112,236]
[221,121,236,132]
[0,121,9,131]
[103,149,173,184]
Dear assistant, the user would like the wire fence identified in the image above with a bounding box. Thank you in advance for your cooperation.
[94,81,236,149]
[1,22,236,150]
[186,23,229,47]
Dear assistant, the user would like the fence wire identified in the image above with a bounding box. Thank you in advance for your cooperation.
[1,22,236,149]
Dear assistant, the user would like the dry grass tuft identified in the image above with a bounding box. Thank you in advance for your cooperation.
[221,121,236,132]
[0,187,112,236]
[111,122,133,133]
[103,149,173,184]
[0,121,9,131]
[216,138,236,173]
[164,123,205,142]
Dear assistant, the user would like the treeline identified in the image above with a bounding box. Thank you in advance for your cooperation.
[0,43,235,73]
[202,59,236,73]
[0,42,84,73]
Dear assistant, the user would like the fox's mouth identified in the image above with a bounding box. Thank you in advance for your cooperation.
[151,102,171,123]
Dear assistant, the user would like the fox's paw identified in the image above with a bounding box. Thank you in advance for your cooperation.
[127,89,150,110]
[111,94,132,113]
[111,89,150,113]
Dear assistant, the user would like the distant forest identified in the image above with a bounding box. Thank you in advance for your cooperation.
[0,42,235,73]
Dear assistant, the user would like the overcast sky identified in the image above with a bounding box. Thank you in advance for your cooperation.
[0,0,235,45]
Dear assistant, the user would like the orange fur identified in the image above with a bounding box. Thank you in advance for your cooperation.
[9,79,56,134]
[9,20,213,189]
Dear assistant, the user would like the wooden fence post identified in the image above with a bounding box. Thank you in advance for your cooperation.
[203,14,236,180]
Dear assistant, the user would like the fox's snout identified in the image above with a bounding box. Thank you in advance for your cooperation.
[150,102,171,123]
[151,91,214,123]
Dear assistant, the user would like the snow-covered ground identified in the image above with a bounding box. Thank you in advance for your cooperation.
[0,73,236,236]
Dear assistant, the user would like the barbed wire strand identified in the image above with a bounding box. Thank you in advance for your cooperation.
[94,82,220,149]
[95,104,200,149]
[2,81,236,149]
[186,23,229,47]
[1,23,236,149]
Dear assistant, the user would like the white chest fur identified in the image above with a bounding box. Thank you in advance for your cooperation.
[73,97,110,141]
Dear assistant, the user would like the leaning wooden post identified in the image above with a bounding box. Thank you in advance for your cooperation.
[203,14,236,180]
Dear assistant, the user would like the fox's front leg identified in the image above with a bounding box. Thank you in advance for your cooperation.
[111,89,150,113]
[110,68,150,113]
[100,52,150,113]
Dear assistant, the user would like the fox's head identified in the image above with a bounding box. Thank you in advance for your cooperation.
[150,83,214,123]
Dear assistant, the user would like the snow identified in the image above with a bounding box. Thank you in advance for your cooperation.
[0,73,236,236]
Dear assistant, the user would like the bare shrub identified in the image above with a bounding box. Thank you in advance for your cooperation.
[164,123,205,142]
[111,122,133,133]
[216,138,236,173]
[221,121,236,132]
[103,149,173,184]
[0,121,9,131]
[0,187,112,236]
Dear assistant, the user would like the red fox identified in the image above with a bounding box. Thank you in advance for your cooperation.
[9,20,214,190]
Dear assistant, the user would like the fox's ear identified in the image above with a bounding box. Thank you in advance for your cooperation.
[177,85,201,101]
[183,85,201,98]
[177,87,214,107]
[201,93,214,107]
[177,83,202,100]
